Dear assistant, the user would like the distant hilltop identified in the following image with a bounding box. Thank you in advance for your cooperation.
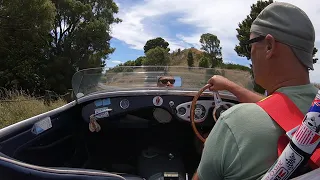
[117,47,252,72]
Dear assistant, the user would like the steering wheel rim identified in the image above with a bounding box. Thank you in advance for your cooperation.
[190,84,211,143]
[191,84,230,143]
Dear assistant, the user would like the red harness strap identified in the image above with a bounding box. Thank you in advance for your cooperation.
[256,92,320,169]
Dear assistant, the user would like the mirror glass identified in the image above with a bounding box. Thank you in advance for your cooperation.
[157,76,182,87]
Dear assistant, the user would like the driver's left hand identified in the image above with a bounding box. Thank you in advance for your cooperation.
[207,75,235,91]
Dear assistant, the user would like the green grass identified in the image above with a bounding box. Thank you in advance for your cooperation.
[0,91,66,129]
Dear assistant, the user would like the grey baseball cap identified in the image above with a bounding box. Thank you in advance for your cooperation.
[250,2,315,70]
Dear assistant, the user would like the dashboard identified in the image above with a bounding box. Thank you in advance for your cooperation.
[81,94,238,125]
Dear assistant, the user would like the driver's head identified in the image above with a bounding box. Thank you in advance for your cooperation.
[157,76,175,87]
[248,2,315,91]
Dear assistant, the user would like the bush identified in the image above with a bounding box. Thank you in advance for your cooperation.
[218,63,251,72]
[199,56,210,68]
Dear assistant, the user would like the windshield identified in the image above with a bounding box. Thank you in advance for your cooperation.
[72,66,254,98]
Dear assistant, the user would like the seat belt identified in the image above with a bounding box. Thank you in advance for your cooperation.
[256,92,320,169]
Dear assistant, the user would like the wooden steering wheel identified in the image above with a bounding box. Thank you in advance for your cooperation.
[190,84,231,143]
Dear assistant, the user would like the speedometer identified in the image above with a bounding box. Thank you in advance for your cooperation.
[195,104,206,120]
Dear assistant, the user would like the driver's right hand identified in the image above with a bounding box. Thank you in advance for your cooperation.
[207,75,235,91]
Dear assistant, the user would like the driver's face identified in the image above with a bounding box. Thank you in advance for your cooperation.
[249,33,268,86]
[158,76,175,87]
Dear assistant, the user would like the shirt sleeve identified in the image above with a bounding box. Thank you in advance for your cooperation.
[197,114,242,180]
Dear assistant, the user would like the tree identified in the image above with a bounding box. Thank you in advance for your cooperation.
[46,0,121,94]
[123,60,135,66]
[199,33,223,68]
[144,37,170,53]
[0,0,56,93]
[235,0,273,59]
[143,47,170,66]
[135,56,145,66]
[199,56,210,68]
[187,50,194,67]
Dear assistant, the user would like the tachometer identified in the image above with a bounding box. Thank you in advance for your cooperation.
[177,107,186,115]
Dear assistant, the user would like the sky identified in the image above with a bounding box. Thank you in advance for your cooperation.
[107,0,320,83]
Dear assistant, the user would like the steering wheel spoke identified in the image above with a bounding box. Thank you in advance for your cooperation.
[190,84,233,143]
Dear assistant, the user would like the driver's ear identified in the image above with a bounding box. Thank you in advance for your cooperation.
[265,34,276,59]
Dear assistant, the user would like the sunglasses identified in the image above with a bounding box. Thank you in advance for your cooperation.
[245,35,266,54]
[159,79,175,84]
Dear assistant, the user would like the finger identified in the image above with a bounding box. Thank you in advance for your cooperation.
[209,86,216,91]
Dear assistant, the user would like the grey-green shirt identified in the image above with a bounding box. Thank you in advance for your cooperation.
[197,84,318,180]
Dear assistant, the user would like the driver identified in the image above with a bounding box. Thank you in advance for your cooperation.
[157,76,175,87]
[193,2,318,180]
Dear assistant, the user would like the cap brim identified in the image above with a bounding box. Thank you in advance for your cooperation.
[291,47,314,70]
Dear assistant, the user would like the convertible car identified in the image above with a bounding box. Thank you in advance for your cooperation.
[0,66,318,180]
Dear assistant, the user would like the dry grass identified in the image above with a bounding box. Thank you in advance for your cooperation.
[0,92,66,129]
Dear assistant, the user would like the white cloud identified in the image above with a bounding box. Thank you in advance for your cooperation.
[112,0,320,81]
[310,62,320,83]
[111,60,122,64]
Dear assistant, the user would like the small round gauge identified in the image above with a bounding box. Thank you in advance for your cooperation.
[177,107,186,115]
[120,99,130,109]
[194,104,206,120]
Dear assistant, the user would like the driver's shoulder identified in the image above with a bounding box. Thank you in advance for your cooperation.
[212,103,283,179]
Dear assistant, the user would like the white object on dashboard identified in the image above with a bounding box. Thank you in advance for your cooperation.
[94,107,112,118]
[76,92,84,98]
[31,117,52,135]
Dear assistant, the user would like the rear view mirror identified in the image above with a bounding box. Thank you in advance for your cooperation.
[157,76,182,87]
[174,76,182,87]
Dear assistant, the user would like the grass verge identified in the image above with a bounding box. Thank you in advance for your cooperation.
[0,94,66,129]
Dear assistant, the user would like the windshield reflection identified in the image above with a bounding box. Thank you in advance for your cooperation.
[72,66,253,97]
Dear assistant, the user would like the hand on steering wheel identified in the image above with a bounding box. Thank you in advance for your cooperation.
[190,84,231,143]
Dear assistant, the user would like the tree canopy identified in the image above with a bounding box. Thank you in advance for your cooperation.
[47,0,121,94]
[143,47,170,66]
[0,0,121,95]
[143,37,170,53]
[199,33,223,68]
[199,56,210,68]
[0,0,56,93]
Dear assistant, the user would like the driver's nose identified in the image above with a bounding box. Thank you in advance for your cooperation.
[166,81,172,86]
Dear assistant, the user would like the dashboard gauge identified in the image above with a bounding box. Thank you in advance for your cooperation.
[153,108,172,123]
[120,99,130,109]
[194,104,206,120]
[177,107,186,115]
[153,96,163,106]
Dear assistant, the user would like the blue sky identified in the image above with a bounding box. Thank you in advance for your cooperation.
[108,0,320,83]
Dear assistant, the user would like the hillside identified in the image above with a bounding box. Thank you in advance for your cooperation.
[169,48,204,66]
